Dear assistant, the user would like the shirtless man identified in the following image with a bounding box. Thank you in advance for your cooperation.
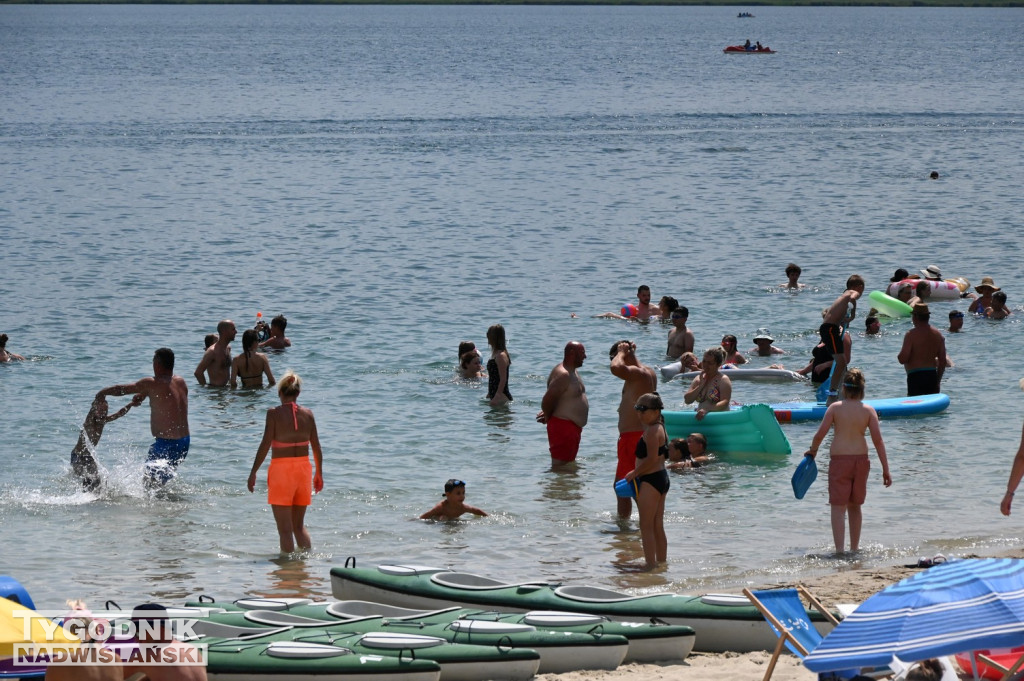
[536,342,589,465]
[609,340,658,518]
[194,319,236,386]
[820,275,864,403]
[897,304,947,397]
[97,348,190,488]
[594,285,659,321]
[122,604,207,681]
[666,306,694,360]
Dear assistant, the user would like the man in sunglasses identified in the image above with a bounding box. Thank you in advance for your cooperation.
[666,307,694,360]
[610,340,658,519]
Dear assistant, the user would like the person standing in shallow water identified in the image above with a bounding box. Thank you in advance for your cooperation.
[247,371,324,553]
[610,340,658,519]
[623,392,669,570]
[486,324,512,406]
[96,347,190,488]
[537,341,589,465]
[804,368,891,555]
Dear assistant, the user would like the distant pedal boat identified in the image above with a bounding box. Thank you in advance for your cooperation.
[724,44,775,53]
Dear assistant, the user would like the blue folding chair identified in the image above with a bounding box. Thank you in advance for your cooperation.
[743,586,859,681]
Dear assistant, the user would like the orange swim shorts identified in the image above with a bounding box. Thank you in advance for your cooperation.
[828,454,869,506]
[616,431,644,481]
[547,417,583,462]
[267,456,313,507]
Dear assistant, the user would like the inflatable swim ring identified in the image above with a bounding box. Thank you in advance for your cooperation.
[886,278,968,301]
[661,363,806,382]
[868,290,913,318]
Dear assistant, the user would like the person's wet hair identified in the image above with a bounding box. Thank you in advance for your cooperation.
[846,274,865,290]
[786,263,801,275]
[994,291,1008,305]
[842,367,866,399]
[486,324,507,353]
[704,346,727,367]
[154,347,174,371]
[609,340,631,360]
[458,341,476,358]
[279,371,302,397]
[271,314,287,331]
[204,333,218,349]
[459,351,480,371]
[242,328,259,354]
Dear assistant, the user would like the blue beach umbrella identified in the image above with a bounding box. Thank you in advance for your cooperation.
[803,558,1024,673]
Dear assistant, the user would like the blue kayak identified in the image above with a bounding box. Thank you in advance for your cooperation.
[769,394,950,423]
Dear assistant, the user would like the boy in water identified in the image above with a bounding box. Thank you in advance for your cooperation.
[71,394,145,491]
[804,368,891,554]
[260,314,292,349]
[420,479,488,520]
[782,263,805,290]
[820,274,865,403]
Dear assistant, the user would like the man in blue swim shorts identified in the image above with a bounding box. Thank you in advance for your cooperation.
[97,347,191,489]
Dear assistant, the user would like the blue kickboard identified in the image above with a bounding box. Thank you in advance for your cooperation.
[792,456,817,499]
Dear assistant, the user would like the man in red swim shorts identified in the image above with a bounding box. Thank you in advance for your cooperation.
[537,342,589,465]
[609,340,658,518]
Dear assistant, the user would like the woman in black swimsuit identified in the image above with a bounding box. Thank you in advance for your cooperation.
[485,324,512,406]
[624,392,669,570]
[230,329,276,389]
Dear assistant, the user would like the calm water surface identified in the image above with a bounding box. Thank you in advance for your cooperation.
[1,4,1023,609]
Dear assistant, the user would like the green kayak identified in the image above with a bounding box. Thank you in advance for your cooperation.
[181,606,625,674]
[186,597,694,664]
[329,561,835,653]
[172,611,541,681]
[203,638,442,680]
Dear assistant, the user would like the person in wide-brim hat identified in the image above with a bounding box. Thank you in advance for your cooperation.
[920,264,943,280]
[975,276,1001,293]
[969,276,1001,314]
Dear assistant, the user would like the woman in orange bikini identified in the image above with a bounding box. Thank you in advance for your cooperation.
[247,371,324,553]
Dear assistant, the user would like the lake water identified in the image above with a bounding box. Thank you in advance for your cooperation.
[2,4,1023,610]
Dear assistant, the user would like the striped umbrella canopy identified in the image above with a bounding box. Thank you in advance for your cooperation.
[804,558,1024,673]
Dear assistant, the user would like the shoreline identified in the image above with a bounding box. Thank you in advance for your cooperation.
[537,548,1024,681]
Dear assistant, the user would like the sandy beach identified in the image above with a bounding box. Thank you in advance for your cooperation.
[535,550,1024,681]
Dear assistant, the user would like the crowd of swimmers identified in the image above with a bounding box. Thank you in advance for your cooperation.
[3,263,1018,568]
[450,262,1017,563]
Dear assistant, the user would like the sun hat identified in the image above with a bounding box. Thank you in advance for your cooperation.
[975,276,1001,293]
[920,265,942,279]
[913,303,930,317]
[753,328,774,343]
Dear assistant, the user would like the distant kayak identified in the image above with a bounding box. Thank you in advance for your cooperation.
[724,45,775,53]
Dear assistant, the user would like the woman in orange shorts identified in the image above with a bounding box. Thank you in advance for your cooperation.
[804,368,891,555]
[247,371,324,553]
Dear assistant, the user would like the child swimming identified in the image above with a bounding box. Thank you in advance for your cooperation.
[666,433,712,470]
[420,479,488,520]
